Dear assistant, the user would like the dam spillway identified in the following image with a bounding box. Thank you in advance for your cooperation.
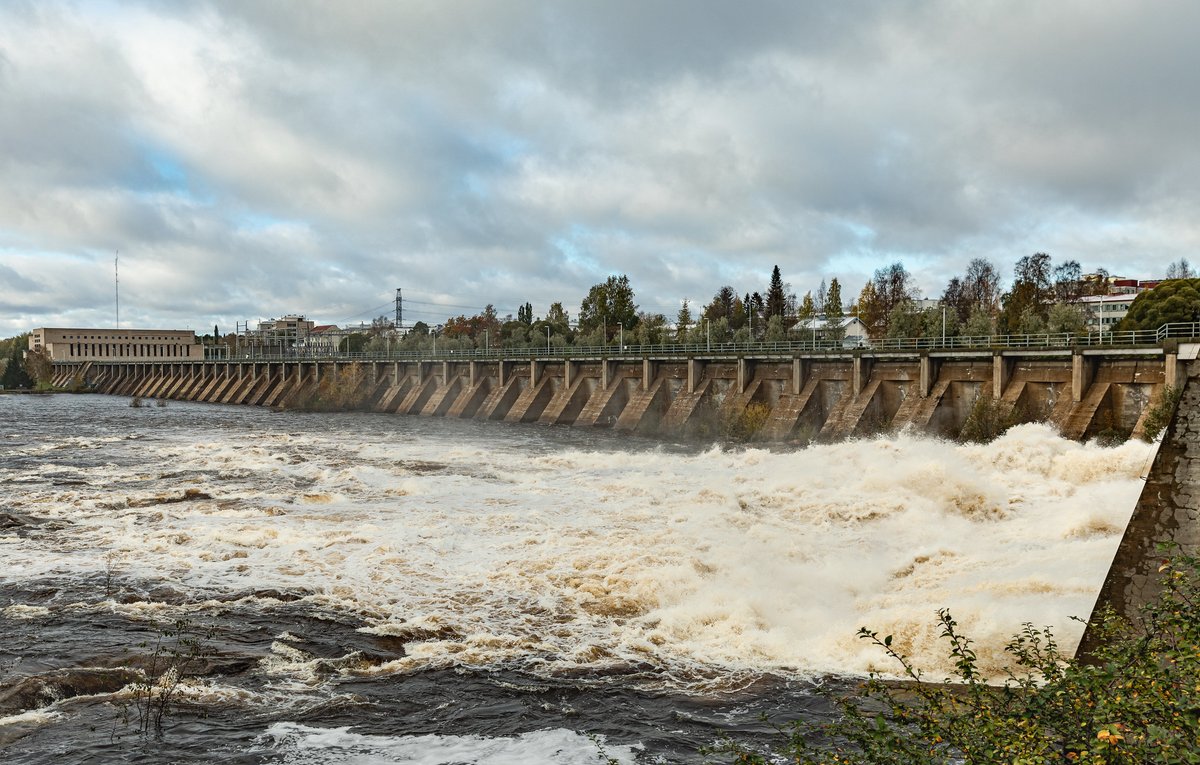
[60,345,1180,443]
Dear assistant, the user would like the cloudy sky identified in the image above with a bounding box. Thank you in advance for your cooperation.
[1,0,1197,335]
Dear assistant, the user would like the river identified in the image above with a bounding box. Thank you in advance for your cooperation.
[0,394,1153,762]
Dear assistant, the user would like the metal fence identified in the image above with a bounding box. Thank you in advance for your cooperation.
[202,321,1200,363]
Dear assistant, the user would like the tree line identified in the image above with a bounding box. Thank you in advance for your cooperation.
[378,255,1192,352]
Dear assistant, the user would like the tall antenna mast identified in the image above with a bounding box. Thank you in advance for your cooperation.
[114,250,120,329]
[395,288,403,329]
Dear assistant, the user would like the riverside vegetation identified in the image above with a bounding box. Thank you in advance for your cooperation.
[716,551,1200,765]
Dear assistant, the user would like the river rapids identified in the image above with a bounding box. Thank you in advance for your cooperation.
[0,394,1152,762]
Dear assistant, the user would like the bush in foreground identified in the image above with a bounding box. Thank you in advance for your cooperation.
[716,551,1200,764]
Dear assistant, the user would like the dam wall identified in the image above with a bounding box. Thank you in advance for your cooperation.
[1078,353,1200,656]
[63,347,1177,443]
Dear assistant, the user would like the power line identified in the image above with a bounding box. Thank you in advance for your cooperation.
[335,302,394,323]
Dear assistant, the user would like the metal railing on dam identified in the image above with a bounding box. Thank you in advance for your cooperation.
[205,321,1199,363]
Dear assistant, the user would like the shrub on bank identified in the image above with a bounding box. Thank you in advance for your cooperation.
[959,393,1018,443]
[1142,385,1182,442]
[715,551,1200,765]
[284,363,370,411]
[721,401,772,442]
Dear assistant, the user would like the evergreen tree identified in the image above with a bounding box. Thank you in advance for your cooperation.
[824,278,845,342]
[675,299,693,343]
[766,265,786,319]
[1,340,32,390]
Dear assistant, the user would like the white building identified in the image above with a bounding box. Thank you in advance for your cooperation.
[1079,294,1138,332]
[791,315,871,346]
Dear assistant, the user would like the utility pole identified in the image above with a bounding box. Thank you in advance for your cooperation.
[394,288,403,331]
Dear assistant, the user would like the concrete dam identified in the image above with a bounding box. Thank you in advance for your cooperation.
[62,345,1181,443]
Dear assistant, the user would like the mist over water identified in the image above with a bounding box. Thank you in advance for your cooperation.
[0,394,1151,762]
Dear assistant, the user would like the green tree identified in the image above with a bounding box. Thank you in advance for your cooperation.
[1017,305,1048,335]
[702,286,738,323]
[765,265,787,320]
[634,312,668,345]
[824,278,845,342]
[885,299,924,339]
[796,292,816,325]
[855,280,886,339]
[501,320,529,347]
[729,296,747,330]
[1000,252,1053,334]
[2,338,32,389]
[343,333,369,354]
[578,275,639,338]
[516,302,534,325]
[765,314,786,342]
[1117,279,1200,331]
[1047,302,1087,334]
[675,299,693,343]
[962,306,994,337]
[745,292,765,337]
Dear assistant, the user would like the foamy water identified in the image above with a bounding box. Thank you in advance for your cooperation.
[0,395,1152,689]
[256,724,640,764]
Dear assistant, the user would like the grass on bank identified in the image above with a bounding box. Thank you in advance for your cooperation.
[714,550,1200,765]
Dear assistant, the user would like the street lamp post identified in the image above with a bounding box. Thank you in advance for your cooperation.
[546,326,551,353]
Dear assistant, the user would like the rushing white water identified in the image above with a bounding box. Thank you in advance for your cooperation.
[0,397,1153,690]
[256,724,640,764]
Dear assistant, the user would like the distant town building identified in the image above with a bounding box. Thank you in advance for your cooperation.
[29,328,201,361]
[1078,278,1164,332]
[791,315,871,345]
[255,314,315,339]
[1080,294,1138,331]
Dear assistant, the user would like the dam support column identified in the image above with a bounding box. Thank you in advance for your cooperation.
[737,358,749,394]
[852,356,869,396]
[993,354,1010,399]
[919,355,936,397]
[1072,352,1095,402]
[792,358,806,395]
[687,359,702,394]
[642,359,654,391]
[1166,352,1181,389]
